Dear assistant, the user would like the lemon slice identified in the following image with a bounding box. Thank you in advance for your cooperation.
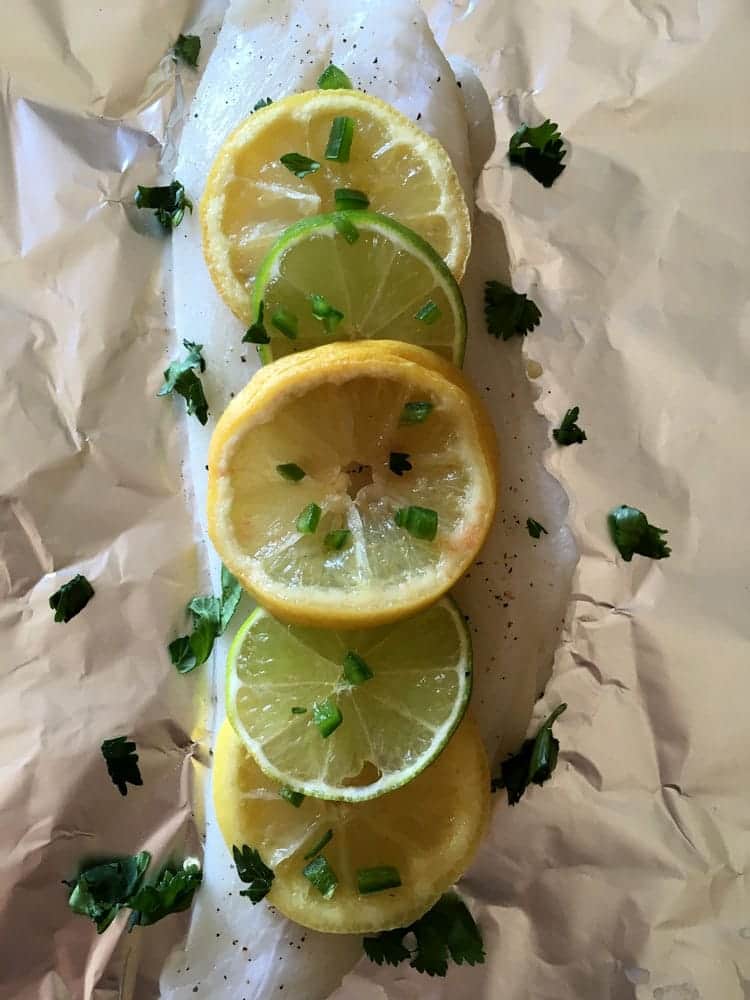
[201,90,471,322]
[213,715,489,934]
[249,211,467,365]
[226,596,471,801]
[207,340,498,628]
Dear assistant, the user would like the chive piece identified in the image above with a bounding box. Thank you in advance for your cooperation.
[291,706,307,715]
[415,300,442,325]
[395,506,438,541]
[400,401,434,425]
[243,301,270,344]
[277,463,305,482]
[388,452,412,477]
[253,97,273,111]
[280,152,320,178]
[302,856,338,899]
[173,34,201,68]
[325,116,355,162]
[332,213,359,244]
[334,188,369,210]
[279,785,305,808]
[312,698,342,738]
[357,865,402,895]
[342,651,373,686]
[324,529,351,551]
[303,829,333,861]
[271,307,298,340]
[318,64,353,90]
[311,294,344,333]
[296,503,322,534]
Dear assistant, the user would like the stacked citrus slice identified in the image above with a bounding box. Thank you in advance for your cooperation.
[201,80,496,936]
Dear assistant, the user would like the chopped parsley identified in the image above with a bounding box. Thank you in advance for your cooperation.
[101,736,142,796]
[400,401,433,425]
[135,180,192,230]
[168,565,242,674]
[508,119,567,187]
[173,34,200,68]
[232,844,274,903]
[253,97,273,111]
[296,502,322,534]
[484,280,542,340]
[279,785,305,808]
[395,506,438,541]
[415,300,441,325]
[49,574,94,623]
[271,307,298,340]
[127,858,202,929]
[492,703,567,805]
[291,706,307,715]
[324,529,351,551]
[318,64,353,89]
[526,518,548,539]
[553,406,587,445]
[325,116,355,162]
[312,698,342,738]
[364,891,485,977]
[243,301,270,345]
[342,651,373,685]
[277,462,306,482]
[608,505,671,561]
[65,852,151,933]
[389,452,412,476]
[302,855,338,899]
[303,829,333,860]
[280,152,320,178]
[334,188,369,210]
[311,293,344,333]
[157,339,209,424]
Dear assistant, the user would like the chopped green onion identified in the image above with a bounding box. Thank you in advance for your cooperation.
[291,706,307,715]
[317,64,353,90]
[303,829,333,861]
[280,152,320,178]
[271,307,299,340]
[388,452,412,476]
[296,503,322,534]
[311,294,344,333]
[277,462,305,482]
[243,301,270,344]
[415,300,442,325]
[312,698,342,738]
[400,401,434,425]
[395,506,438,541]
[253,97,273,111]
[173,34,201,68]
[342,651,374,686]
[357,865,402,895]
[334,188,369,210]
[325,116,355,162]
[279,785,305,808]
[324,529,351,551]
[332,213,359,244]
[302,856,338,899]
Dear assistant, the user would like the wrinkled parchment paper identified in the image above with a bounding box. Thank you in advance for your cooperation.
[2,0,748,997]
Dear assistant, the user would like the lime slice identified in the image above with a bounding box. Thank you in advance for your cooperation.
[226,596,472,802]
[249,211,467,365]
[213,715,490,933]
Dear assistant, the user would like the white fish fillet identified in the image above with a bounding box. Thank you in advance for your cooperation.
[162,2,472,998]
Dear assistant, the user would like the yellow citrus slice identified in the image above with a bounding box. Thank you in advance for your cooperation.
[213,715,490,933]
[207,340,498,628]
[201,90,471,322]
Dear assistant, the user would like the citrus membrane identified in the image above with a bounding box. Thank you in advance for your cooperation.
[207,340,498,628]
[213,715,490,933]
[226,596,471,801]
[200,90,471,322]
[249,211,467,365]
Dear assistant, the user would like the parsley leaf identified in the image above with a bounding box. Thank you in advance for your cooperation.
[65,852,151,933]
[280,152,320,178]
[608,505,671,561]
[484,280,542,340]
[232,844,274,903]
[253,97,273,111]
[173,34,201,68]
[243,300,270,345]
[389,452,412,476]
[318,64,353,89]
[553,406,587,446]
[49,574,94,623]
[101,736,142,796]
[363,891,484,978]
[135,180,192,230]
[157,339,209,425]
[169,566,243,674]
[127,858,202,929]
[526,518,547,539]
[508,119,567,187]
[492,703,567,805]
